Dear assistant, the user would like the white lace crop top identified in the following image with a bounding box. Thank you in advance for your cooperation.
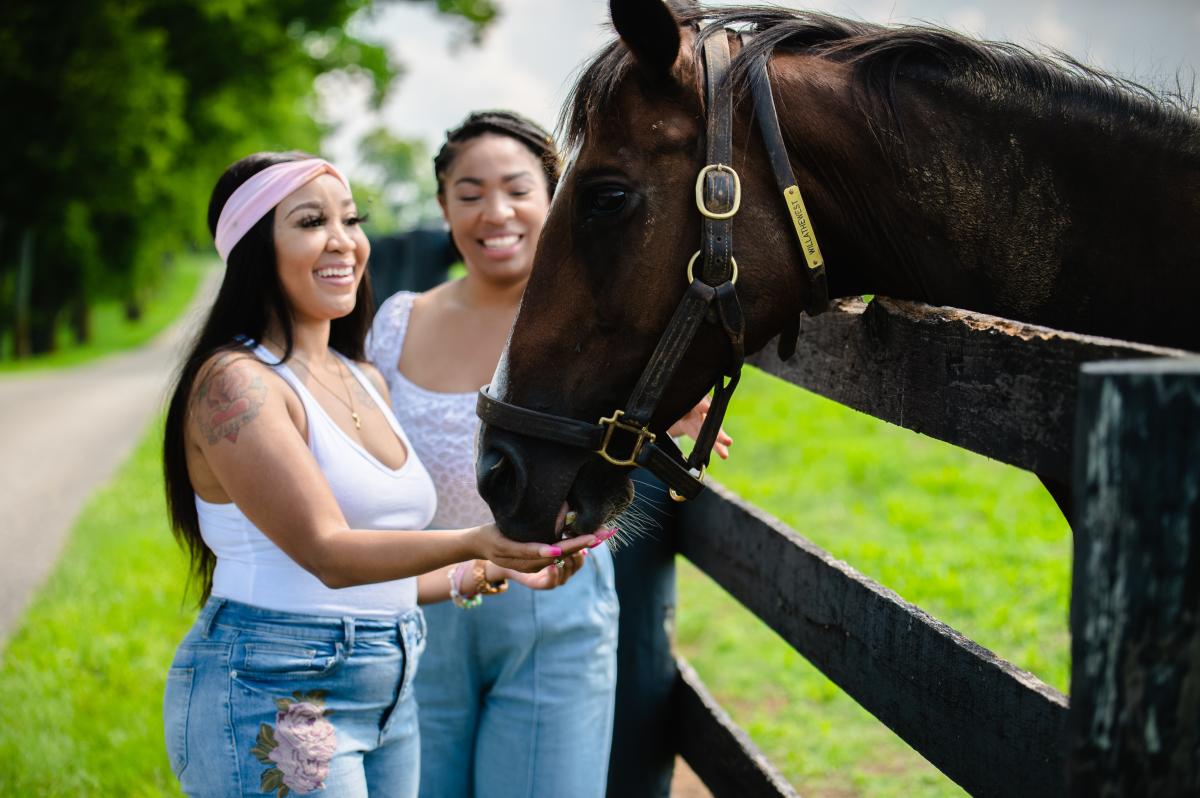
[367,292,494,530]
[196,342,438,618]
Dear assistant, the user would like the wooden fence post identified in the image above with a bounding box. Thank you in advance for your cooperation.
[1068,358,1200,796]
[607,471,678,798]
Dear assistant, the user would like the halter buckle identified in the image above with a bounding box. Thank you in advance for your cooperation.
[695,164,741,220]
[596,410,656,467]
[669,465,707,503]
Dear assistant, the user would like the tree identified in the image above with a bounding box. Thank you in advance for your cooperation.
[356,127,442,235]
[0,0,495,357]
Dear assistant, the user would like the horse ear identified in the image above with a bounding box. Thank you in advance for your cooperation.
[610,0,682,78]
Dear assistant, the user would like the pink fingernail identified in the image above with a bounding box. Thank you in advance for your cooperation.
[581,549,589,558]
[542,545,563,557]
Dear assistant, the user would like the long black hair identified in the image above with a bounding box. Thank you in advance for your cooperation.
[163,151,375,604]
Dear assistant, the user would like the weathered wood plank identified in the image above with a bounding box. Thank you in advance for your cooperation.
[751,297,1194,483]
[678,482,1069,798]
[673,657,798,798]
[1068,358,1200,797]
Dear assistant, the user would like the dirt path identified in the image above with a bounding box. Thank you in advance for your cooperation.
[0,269,219,647]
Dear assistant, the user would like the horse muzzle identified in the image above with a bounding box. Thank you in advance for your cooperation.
[476,423,633,543]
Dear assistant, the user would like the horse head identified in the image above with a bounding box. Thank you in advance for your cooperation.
[475,0,831,542]
[476,0,1200,542]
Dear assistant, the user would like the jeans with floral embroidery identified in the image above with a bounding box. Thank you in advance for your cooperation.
[164,598,425,797]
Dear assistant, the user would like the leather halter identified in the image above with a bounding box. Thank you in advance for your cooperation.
[477,26,827,502]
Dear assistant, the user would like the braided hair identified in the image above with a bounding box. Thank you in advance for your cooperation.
[434,110,560,198]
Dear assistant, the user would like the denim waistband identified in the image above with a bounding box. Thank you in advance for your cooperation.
[199,596,424,644]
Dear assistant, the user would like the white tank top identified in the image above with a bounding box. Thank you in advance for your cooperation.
[197,342,437,618]
[366,292,493,529]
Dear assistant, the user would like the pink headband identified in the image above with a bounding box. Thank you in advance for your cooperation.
[214,158,351,263]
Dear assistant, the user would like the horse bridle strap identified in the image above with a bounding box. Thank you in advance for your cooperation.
[746,41,829,318]
[477,25,824,503]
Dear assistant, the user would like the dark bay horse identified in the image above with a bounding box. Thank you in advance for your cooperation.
[477,0,1200,542]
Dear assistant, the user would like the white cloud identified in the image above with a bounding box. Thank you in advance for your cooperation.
[325,0,611,173]
[1030,6,1082,54]
[945,7,988,37]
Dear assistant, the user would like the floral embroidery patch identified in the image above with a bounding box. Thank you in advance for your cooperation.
[251,691,337,796]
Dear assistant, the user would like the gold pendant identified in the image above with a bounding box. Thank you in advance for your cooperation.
[352,412,361,430]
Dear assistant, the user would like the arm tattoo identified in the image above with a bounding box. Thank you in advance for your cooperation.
[195,356,268,445]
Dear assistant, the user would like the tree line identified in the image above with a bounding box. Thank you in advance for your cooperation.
[0,0,491,358]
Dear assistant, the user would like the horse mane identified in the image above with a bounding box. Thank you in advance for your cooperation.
[562,5,1200,153]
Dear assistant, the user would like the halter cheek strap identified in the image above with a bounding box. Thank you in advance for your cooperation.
[214,158,351,263]
[476,25,828,503]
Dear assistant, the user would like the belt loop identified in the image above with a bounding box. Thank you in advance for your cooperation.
[200,597,226,639]
[342,616,355,650]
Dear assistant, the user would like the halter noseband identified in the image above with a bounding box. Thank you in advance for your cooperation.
[477,25,828,502]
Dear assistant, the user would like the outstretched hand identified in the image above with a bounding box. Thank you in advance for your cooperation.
[499,526,617,589]
[471,523,596,574]
[668,395,733,460]
[502,551,588,590]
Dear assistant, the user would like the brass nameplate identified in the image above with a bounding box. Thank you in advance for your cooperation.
[783,185,824,271]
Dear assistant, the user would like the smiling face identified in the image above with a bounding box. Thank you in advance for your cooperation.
[438,133,551,289]
[272,172,370,323]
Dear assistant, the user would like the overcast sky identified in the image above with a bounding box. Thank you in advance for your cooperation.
[322,0,1200,173]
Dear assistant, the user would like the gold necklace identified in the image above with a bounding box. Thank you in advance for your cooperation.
[269,340,362,430]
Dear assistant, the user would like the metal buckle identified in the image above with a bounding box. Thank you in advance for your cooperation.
[596,410,656,467]
[686,250,738,285]
[695,164,741,220]
[669,464,707,503]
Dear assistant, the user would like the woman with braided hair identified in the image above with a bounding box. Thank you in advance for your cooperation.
[366,111,616,797]
[368,110,730,797]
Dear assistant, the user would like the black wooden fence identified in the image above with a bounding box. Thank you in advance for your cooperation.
[606,297,1200,798]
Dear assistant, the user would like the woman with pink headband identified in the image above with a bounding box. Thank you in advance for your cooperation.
[160,152,600,797]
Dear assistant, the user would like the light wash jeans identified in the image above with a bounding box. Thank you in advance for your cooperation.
[416,542,620,798]
[164,597,426,797]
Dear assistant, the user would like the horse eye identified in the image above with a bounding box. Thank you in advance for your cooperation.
[588,186,627,215]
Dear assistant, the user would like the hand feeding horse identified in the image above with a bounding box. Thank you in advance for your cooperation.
[476,0,1200,543]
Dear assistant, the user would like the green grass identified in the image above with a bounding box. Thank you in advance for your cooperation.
[0,421,192,796]
[0,254,213,374]
[676,368,1072,797]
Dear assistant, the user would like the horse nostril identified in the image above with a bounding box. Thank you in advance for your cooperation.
[476,445,525,518]
[477,447,503,490]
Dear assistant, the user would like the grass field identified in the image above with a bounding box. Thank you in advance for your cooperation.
[0,254,212,374]
[0,423,191,796]
[0,367,1072,796]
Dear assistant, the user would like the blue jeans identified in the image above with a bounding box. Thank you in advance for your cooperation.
[416,543,620,798]
[164,597,426,797]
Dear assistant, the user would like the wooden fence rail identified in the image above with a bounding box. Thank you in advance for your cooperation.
[749,297,1191,484]
[677,484,1068,798]
[607,298,1199,798]
[673,658,798,798]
